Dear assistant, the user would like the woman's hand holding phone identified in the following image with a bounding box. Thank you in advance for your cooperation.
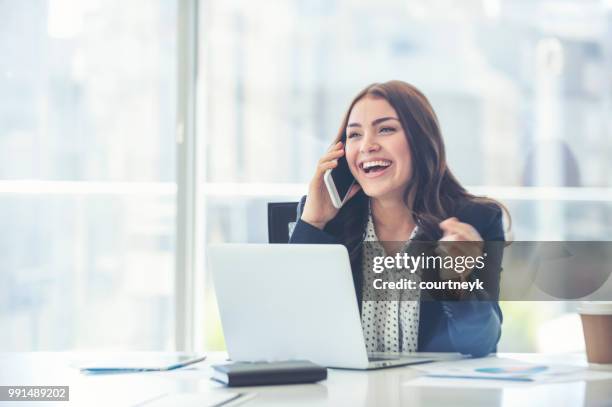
[301,141,361,230]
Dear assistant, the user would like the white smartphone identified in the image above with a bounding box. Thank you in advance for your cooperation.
[324,155,357,209]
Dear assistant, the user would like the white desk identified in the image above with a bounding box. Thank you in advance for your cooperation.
[1,352,611,407]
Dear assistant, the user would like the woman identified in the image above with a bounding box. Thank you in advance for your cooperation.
[290,80,508,357]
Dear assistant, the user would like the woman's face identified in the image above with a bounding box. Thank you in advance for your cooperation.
[345,96,412,201]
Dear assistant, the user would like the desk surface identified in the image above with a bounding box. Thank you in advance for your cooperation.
[1,352,611,407]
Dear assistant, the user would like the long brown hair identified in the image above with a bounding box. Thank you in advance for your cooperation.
[326,80,510,262]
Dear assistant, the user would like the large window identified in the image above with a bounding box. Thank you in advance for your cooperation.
[3,0,611,353]
[0,0,177,350]
[198,0,612,351]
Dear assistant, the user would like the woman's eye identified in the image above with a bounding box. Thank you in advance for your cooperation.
[347,132,361,139]
[380,127,395,134]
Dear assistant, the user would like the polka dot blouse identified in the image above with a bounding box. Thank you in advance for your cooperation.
[361,209,421,354]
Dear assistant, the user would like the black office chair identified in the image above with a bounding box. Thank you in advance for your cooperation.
[267,201,299,243]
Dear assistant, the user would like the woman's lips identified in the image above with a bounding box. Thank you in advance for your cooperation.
[360,163,392,178]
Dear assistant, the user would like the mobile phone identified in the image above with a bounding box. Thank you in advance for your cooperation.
[324,155,356,209]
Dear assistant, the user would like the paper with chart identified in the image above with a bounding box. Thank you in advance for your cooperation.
[411,357,586,383]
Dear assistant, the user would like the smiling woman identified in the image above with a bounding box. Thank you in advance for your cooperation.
[291,80,510,357]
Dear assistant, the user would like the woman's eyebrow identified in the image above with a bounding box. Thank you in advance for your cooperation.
[347,117,400,128]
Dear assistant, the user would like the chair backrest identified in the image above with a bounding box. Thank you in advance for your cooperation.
[267,202,299,243]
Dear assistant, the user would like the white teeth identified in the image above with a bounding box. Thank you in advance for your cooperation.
[361,160,392,169]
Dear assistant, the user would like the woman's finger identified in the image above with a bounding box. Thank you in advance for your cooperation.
[438,242,464,258]
[316,160,338,175]
[454,223,481,240]
[318,148,344,164]
[439,240,484,261]
[444,231,471,242]
[440,218,482,241]
[326,141,343,152]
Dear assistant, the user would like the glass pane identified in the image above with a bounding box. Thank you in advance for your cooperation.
[0,0,177,351]
[0,193,175,350]
[0,0,176,182]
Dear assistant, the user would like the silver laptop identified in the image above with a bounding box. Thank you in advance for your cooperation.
[208,244,457,370]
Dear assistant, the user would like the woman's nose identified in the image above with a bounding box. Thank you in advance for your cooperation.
[360,134,380,153]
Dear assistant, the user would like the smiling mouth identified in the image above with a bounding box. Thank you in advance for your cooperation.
[360,160,393,175]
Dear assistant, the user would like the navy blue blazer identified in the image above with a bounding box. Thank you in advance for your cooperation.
[289,197,505,357]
